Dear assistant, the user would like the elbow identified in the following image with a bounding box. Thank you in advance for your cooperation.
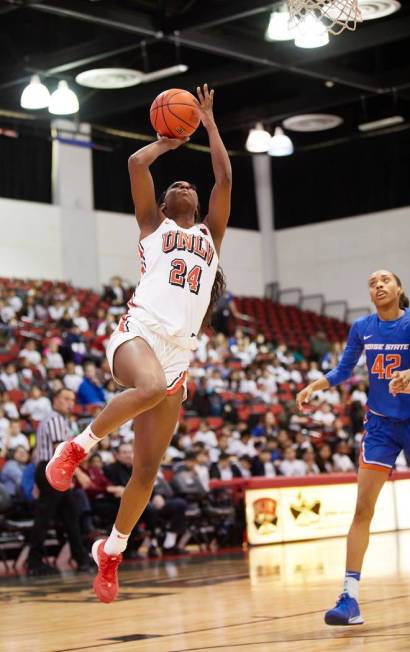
[128,153,145,169]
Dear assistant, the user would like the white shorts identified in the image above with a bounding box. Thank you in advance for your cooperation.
[106,312,193,399]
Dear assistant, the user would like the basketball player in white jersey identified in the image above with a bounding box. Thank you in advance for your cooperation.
[46,84,232,602]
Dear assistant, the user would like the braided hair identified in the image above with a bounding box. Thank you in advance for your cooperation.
[393,273,410,309]
[157,186,226,330]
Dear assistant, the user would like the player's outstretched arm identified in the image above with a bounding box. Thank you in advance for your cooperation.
[128,135,189,238]
[389,369,410,396]
[297,321,364,411]
[197,84,232,253]
[296,378,330,411]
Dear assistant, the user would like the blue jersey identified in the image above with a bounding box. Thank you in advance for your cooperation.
[326,309,410,420]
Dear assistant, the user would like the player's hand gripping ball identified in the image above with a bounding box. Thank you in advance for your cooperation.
[150,88,200,139]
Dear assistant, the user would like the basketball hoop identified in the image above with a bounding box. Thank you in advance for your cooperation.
[287,0,363,35]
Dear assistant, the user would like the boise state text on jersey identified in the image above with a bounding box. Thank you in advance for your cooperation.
[326,309,410,420]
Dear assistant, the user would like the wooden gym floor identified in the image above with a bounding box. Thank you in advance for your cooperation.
[2,531,410,652]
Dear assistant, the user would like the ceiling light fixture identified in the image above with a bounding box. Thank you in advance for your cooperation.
[49,80,79,115]
[142,64,188,83]
[76,64,189,90]
[358,115,405,132]
[265,8,296,41]
[245,123,271,153]
[20,75,50,110]
[294,15,329,48]
[268,127,294,157]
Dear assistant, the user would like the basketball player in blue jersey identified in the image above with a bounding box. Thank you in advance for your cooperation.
[297,270,410,626]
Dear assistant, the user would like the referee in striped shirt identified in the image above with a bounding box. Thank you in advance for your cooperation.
[27,388,89,575]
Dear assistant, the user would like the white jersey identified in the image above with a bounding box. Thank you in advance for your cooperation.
[128,218,218,340]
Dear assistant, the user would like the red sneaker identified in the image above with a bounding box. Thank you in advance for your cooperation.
[45,441,86,492]
[92,538,123,603]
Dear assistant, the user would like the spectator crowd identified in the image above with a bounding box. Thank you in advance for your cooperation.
[0,275,407,569]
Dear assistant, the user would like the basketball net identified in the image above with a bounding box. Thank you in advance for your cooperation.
[287,0,362,35]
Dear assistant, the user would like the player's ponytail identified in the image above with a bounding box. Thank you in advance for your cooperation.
[202,265,226,329]
[393,273,410,309]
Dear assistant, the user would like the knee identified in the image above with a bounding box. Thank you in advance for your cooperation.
[133,464,159,490]
[353,499,374,523]
[136,379,167,406]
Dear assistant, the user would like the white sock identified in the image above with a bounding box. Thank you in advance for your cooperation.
[343,572,360,600]
[163,532,177,549]
[104,525,130,556]
[73,425,100,454]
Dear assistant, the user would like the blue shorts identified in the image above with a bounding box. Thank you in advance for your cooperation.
[360,411,410,473]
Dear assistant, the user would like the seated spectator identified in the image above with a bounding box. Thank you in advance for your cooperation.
[251,448,276,477]
[277,429,293,452]
[0,407,10,451]
[45,339,64,369]
[0,298,15,323]
[279,447,306,477]
[333,441,355,472]
[312,402,336,428]
[7,419,29,452]
[63,361,83,393]
[210,453,241,480]
[316,444,335,473]
[18,339,41,367]
[0,445,29,498]
[333,418,350,441]
[302,449,320,475]
[147,471,188,555]
[195,449,210,490]
[76,453,124,529]
[1,391,19,419]
[97,437,115,465]
[209,433,231,463]
[228,429,256,458]
[350,382,367,407]
[236,455,252,478]
[307,361,323,383]
[310,330,330,363]
[77,362,105,406]
[73,310,89,333]
[48,300,65,321]
[193,420,218,449]
[103,276,128,314]
[96,312,117,337]
[104,442,133,486]
[0,362,19,391]
[322,386,341,406]
[21,386,52,422]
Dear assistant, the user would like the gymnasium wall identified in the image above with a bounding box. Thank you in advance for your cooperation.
[275,205,410,310]
[1,196,409,309]
[0,198,265,295]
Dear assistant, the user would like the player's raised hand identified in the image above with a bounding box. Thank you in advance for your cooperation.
[296,385,314,412]
[156,134,189,150]
[389,370,410,396]
[196,83,215,129]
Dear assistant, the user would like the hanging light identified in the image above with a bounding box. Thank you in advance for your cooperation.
[268,127,294,157]
[265,8,296,41]
[20,75,50,110]
[49,81,79,115]
[294,14,329,48]
[245,123,271,153]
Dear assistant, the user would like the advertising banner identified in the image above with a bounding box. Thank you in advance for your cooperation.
[246,480,396,545]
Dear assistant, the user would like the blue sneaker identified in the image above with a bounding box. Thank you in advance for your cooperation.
[324,592,364,626]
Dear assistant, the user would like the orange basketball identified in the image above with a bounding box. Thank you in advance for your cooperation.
[150,88,200,139]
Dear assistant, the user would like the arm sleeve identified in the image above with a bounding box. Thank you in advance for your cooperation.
[325,321,363,387]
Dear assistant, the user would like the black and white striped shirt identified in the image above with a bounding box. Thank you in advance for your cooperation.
[34,409,72,462]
